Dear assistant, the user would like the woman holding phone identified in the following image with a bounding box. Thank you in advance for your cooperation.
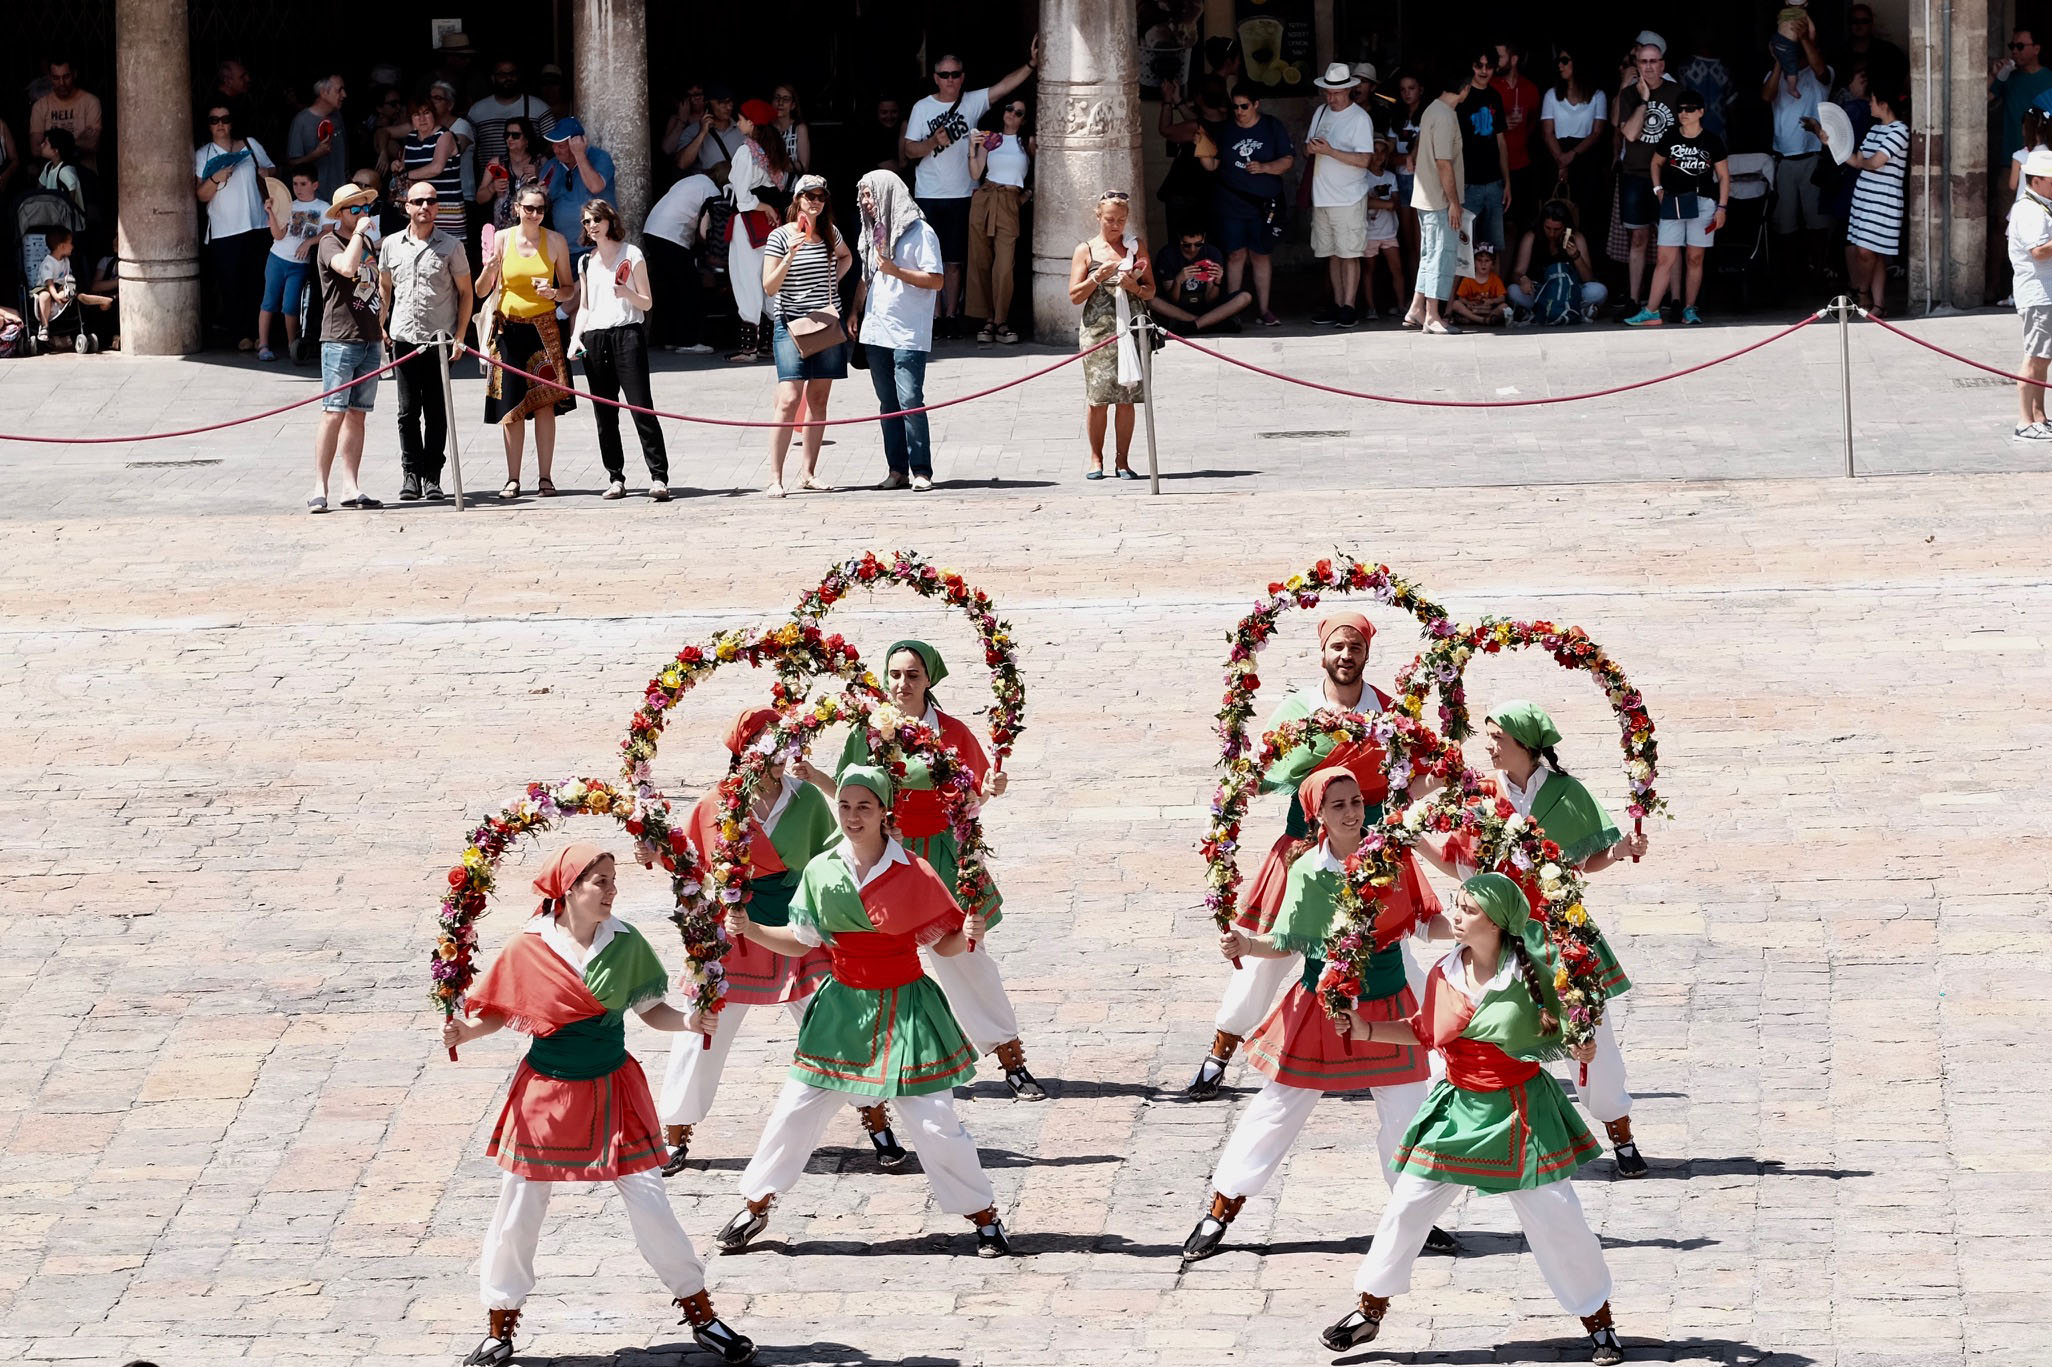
[965,99,1034,343]
[1066,190,1155,480]
[760,174,851,497]
[573,199,669,501]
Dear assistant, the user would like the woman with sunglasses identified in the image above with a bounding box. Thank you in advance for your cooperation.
[770,83,811,173]
[1540,49,1610,244]
[479,116,545,234]
[760,175,851,496]
[965,99,1033,343]
[476,185,577,498]
[1067,190,1155,479]
[195,106,276,352]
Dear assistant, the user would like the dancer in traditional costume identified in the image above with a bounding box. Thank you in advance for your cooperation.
[658,706,900,1177]
[1435,701,1651,1176]
[802,639,1045,1101]
[441,843,757,1366]
[712,765,1013,1257]
[1320,873,1626,1366]
[1181,769,1460,1266]
[1190,610,1424,1099]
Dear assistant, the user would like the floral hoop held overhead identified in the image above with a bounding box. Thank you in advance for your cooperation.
[710,690,997,944]
[1391,616,1670,852]
[790,549,1027,771]
[433,777,698,1058]
[1205,557,1452,938]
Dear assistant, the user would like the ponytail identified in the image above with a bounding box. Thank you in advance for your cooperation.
[1510,937,1559,1035]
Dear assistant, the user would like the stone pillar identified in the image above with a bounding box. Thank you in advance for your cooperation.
[1032,0,1145,342]
[115,0,200,355]
[573,0,650,238]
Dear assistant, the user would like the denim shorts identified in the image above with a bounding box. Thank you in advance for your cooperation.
[1618,173,1657,230]
[320,339,382,412]
[1416,207,1458,301]
[262,255,309,315]
[770,316,848,382]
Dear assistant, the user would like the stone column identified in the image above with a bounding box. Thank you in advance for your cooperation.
[115,0,200,355]
[573,0,651,238]
[1032,0,1145,342]
[1942,2,1990,308]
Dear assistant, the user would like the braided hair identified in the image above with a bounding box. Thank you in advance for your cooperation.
[1508,935,1559,1035]
[1538,742,1570,776]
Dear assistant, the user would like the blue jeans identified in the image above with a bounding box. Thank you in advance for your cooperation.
[868,346,930,476]
[1462,180,1506,255]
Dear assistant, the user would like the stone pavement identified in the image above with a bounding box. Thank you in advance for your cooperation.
[2,318,2051,1367]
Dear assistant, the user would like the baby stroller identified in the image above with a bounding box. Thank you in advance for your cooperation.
[14,190,92,355]
[1712,152,1775,314]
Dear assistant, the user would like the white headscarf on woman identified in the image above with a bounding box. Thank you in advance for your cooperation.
[855,169,926,279]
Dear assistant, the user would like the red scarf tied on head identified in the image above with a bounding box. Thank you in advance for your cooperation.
[1297,767,1360,834]
[533,841,609,917]
[724,705,781,757]
[1317,610,1375,648]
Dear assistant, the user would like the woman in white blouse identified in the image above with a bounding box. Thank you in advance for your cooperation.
[966,99,1035,344]
[1540,48,1610,238]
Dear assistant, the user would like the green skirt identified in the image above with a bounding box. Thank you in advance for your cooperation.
[1392,1071,1602,1194]
[1591,927,1631,999]
[790,976,979,1098]
[904,829,1004,929]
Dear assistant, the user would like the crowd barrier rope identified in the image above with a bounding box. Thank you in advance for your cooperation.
[6,302,2046,488]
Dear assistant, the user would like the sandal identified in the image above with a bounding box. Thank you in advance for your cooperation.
[537,477,557,497]
[976,326,996,343]
[798,475,833,492]
[995,327,1020,344]
[499,480,520,499]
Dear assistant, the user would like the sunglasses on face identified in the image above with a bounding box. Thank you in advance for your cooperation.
[1232,101,1254,110]
[936,69,964,79]
[797,190,826,202]
[208,114,232,124]
[1006,105,1026,115]
[1557,55,1574,64]
[518,203,545,213]
[2015,41,2035,50]
[408,196,436,206]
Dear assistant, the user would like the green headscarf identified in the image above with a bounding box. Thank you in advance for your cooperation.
[885,639,949,689]
[836,764,896,807]
[1488,700,1561,752]
[1461,871,1554,967]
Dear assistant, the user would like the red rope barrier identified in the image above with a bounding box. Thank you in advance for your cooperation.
[1159,310,1826,407]
[1857,308,2052,389]
[0,349,414,444]
[459,335,1117,429]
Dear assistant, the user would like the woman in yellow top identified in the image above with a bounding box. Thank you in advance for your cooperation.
[476,185,577,499]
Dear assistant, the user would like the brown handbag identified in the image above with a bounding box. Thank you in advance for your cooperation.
[786,308,846,357]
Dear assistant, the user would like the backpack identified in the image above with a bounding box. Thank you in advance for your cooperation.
[1533,260,1582,325]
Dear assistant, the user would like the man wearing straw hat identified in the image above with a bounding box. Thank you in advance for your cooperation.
[1305,61,1379,328]
[307,183,386,514]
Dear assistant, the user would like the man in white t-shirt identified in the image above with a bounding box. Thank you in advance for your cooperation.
[854,171,946,489]
[902,39,1039,336]
[468,61,557,173]
[642,171,719,353]
[1304,62,1380,326]
[1762,24,1833,288]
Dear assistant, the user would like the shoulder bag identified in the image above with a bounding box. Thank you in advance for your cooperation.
[782,230,846,358]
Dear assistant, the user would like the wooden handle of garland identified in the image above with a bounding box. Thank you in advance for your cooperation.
[1579,1059,1589,1086]
[702,1031,714,1050]
[448,1045,459,1061]
[1631,816,1642,864]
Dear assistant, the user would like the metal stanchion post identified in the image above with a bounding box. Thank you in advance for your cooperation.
[1135,314,1161,495]
[1836,296,1855,479]
[436,332,466,510]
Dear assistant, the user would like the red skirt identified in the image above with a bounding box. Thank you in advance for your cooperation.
[1245,983,1430,1092]
[718,934,833,1007]
[1233,832,1297,934]
[488,1056,666,1182]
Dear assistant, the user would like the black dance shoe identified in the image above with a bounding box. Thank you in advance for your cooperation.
[1423,1224,1462,1254]
[714,1205,769,1253]
[1611,1141,1648,1178]
[1004,1064,1047,1102]
[1589,1324,1625,1364]
[975,1216,1013,1258]
[1319,1306,1384,1351]
[1186,1053,1229,1100]
[691,1317,758,1364]
[870,1124,909,1168]
[1180,1214,1229,1267]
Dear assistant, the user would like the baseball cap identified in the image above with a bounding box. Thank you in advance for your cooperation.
[544,115,584,142]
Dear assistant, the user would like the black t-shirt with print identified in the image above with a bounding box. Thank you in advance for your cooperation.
[1618,77,1681,176]
[1657,129,1727,201]
[1456,86,1507,184]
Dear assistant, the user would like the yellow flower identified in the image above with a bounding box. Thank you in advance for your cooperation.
[1554,967,1569,990]
[1285,573,1306,592]
[716,640,739,662]
[720,820,742,842]
[462,846,485,869]
[1564,903,1588,926]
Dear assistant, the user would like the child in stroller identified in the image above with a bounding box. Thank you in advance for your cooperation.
[30,226,114,353]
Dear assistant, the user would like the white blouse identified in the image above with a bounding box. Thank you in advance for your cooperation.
[981,133,1030,188]
[1540,88,1608,140]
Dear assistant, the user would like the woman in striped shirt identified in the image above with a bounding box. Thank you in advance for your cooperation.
[1838,86,1910,319]
[761,174,852,497]
[392,98,464,238]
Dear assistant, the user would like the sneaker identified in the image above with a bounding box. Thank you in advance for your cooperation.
[257,345,277,361]
[650,484,672,502]
[1310,305,1342,326]
[910,474,933,492]
[602,478,627,500]
[421,481,446,500]
[1508,307,1534,328]
[398,473,422,501]
[2011,423,2052,442]
[1621,308,1663,327]
[1682,306,1704,325]
[875,471,910,490]
[1613,297,1639,320]
[1257,310,1282,327]
[1335,306,1359,327]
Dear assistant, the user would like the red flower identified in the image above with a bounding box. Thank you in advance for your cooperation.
[447,867,468,887]
[1494,797,1514,819]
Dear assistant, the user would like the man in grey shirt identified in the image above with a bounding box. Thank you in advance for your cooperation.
[286,74,349,199]
[378,185,473,500]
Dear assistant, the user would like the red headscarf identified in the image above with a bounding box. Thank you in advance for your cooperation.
[1317,610,1375,647]
[532,841,608,917]
[740,98,777,126]
[724,705,781,757]
[1297,768,1362,828]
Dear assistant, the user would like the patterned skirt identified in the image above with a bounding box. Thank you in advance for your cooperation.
[488,1056,666,1182]
[790,976,979,1099]
[1392,1070,1602,1194]
[484,311,577,424]
[1245,984,1430,1092]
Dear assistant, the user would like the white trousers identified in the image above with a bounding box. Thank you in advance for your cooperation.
[1212,951,1301,1037]
[1557,1013,1632,1124]
[1354,1171,1612,1317]
[739,1076,996,1217]
[728,232,767,323]
[1210,1076,1430,1200]
[657,996,811,1127]
[922,943,1020,1056]
[479,1168,706,1310]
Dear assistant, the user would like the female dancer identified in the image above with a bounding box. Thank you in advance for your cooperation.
[440,843,757,1366]
[1181,769,1458,1266]
[658,706,898,1177]
[712,766,1013,1257]
[1438,701,1650,1174]
[1321,873,1626,1366]
[800,639,1043,1101]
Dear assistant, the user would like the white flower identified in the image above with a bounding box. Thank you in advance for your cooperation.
[1539,861,1561,882]
[1402,804,1428,831]
[1503,814,1527,834]
[1628,759,1653,781]
[1510,846,1534,871]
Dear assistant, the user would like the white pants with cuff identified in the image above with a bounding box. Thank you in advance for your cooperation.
[1212,951,1301,1038]
[1354,1171,1612,1317]
[922,943,1020,1055]
[658,996,811,1127]
[1559,1013,1632,1124]
[739,1076,996,1216]
[479,1168,706,1309]
[1210,1075,1430,1199]
[728,234,767,325]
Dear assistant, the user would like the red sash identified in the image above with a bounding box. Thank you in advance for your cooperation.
[1440,1035,1541,1091]
[824,855,964,990]
[892,711,991,839]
